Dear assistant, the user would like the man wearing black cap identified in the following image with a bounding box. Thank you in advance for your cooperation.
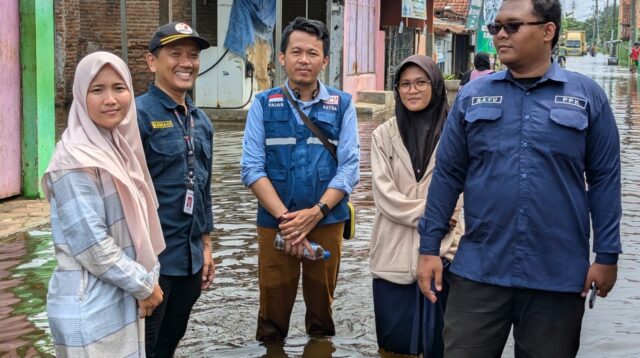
[136,22,215,356]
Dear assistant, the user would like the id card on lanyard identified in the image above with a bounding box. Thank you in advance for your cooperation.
[174,109,196,215]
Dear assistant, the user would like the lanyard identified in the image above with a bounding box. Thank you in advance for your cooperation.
[173,109,196,189]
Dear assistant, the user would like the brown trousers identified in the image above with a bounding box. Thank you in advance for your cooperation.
[256,223,343,341]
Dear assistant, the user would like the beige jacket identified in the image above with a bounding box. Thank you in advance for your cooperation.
[369,117,464,284]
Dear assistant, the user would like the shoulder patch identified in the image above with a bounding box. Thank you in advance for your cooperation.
[268,93,285,107]
[269,93,284,101]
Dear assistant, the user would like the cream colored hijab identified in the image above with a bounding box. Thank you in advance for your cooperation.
[42,51,165,271]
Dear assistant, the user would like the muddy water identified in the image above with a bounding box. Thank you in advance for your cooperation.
[574,54,640,356]
[0,232,55,356]
[1,54,639,357]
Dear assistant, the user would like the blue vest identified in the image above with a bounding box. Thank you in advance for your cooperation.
[256,86,352,228]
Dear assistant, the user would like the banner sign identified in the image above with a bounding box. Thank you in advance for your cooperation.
[402,0,427,20]
[475,0,502,54]
[466,0,483,30]
[436,39,445,63]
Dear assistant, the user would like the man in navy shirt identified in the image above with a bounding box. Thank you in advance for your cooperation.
[417,0,622,356]
[137,22,215,357]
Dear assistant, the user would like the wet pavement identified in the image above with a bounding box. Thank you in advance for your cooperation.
[1,54,639,357]
[0,199,49,241]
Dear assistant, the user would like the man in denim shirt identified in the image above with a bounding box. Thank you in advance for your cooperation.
[417,0,622,356]
[136,22,215,357]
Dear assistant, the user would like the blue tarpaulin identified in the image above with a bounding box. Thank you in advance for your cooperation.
[224,0,276,58]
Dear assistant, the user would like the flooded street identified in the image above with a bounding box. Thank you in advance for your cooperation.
[1,54,639,357]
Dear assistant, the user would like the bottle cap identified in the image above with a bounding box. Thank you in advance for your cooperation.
[323,251,331,260]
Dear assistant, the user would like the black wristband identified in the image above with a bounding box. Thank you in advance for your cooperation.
[316,202,330,217]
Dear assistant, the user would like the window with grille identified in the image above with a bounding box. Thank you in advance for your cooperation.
[346,0,376,75]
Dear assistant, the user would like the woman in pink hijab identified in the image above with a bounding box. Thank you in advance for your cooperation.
[42,51,165,356]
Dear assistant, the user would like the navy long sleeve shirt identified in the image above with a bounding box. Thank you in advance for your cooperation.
[419,63,622,293]
[137,83,214,276]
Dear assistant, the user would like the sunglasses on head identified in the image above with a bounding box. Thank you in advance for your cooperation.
[486,21,547,35]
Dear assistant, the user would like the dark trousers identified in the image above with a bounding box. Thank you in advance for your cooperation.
[145,270,202,358]
[372,277,448,357]
[256,224,343,341]
[444,272,585,358]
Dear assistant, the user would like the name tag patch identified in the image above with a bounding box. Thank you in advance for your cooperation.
[471,96,503,105]
[555,96,587,109]
[322,96,339,111]
[323,95,340,105]
[268,94,285,108]
[151,120,174,129]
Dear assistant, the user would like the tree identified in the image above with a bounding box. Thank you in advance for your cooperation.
[562,16,586,33]
[580,5,619,46]
[558,6,620,49]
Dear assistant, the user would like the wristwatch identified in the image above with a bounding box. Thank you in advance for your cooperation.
[316,202,330,218]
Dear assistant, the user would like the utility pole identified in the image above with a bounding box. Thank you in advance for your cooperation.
[595,0,600,46]
[632,0,637,51]
[591,5,596,43]
[612,0,617,41]
[604,0,609,42]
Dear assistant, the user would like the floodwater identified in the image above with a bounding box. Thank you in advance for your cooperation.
[1,54,639,357]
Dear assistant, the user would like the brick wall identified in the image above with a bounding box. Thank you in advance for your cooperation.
[172,0,192,23]
[620,0,640,40]
[126,0,161,95]
[54,0,80,107]
[54,0,210,108]
[78,0,123,57]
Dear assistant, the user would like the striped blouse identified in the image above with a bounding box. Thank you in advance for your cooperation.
[46,168,159,357]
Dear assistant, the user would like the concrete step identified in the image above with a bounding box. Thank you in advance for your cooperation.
[355,102,391,116]
[202,107,250,123]
[357,90,394,105]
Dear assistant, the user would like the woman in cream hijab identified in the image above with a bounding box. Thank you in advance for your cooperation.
[42,51,165,356]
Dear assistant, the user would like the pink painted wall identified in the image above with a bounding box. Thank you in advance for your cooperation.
[343,0,385,100]
[0,0,22,198]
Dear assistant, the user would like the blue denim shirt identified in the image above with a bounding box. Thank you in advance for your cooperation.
[419,63,622,293]
[241,81,360,195]
[136,83,214,276]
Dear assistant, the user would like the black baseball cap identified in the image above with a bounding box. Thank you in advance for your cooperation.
[148,22,211,53]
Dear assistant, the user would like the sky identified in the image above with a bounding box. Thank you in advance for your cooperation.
[561,0,613,21]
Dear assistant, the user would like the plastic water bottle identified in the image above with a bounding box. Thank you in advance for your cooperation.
[273,233,331,260]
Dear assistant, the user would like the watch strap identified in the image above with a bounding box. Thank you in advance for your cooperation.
[317,202,330,217]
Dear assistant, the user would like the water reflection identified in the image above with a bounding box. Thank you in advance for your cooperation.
[2,55,640,356]
[0,232,55,356]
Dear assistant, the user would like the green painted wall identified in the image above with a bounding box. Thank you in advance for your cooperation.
[619,44,630,67]
[20,0,55,198]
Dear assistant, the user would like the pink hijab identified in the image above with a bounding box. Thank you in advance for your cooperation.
[42,51,165,271]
